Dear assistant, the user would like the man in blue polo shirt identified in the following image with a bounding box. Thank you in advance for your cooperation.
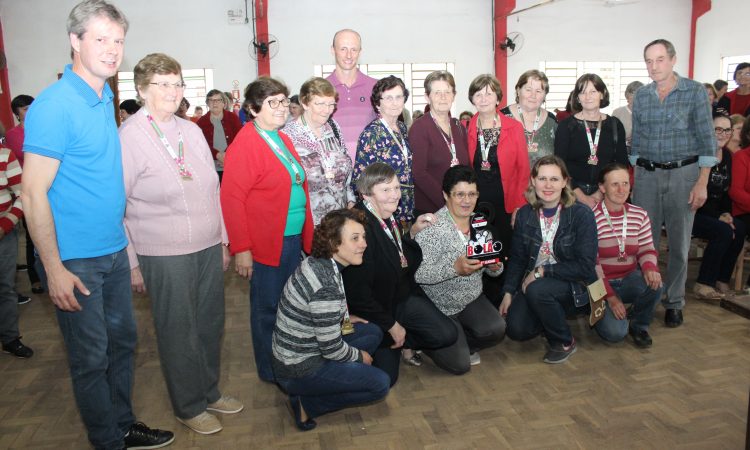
[21,1,174,448]
[630,39,715,328]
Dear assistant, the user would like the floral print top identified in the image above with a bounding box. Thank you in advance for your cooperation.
[283,118,355,225]
[352,118,414,222]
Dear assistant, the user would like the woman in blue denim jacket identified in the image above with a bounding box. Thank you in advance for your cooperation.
[499,155,598,364]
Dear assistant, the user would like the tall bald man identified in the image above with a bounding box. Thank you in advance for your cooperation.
[326,29,378,161]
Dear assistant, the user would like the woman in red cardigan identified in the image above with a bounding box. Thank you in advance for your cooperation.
[221,77,314,382]
[466,74,529,260]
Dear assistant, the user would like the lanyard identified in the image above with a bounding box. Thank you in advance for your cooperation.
[429,112,457,164]
[538,205,562,258]
[445,209,470,245]
[255,123,303,185]
[301,116,338,176]
[518,105,541,151]
[601,202,628,261]
[331,259,354,334]
[582,115,602,165]
[143,109,192,179]
[363,201,408,268]
[380,118,409,162]
[477,114,499,167]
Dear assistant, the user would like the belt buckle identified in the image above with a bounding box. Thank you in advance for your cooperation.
[644,160,656,171]
[663,161,676,170]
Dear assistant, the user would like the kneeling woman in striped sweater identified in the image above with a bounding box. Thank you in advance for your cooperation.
[272,209,390,431]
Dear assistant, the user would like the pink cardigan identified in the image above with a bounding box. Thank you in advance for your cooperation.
[120,111,228,269]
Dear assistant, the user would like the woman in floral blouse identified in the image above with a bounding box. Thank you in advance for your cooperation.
[283,77,355,224]
[352,76,414,224]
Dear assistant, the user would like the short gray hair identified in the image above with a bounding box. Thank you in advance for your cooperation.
[624,81,644,97]
[67,0,129,38]
[643,39,676,60]
[356,162,396,196]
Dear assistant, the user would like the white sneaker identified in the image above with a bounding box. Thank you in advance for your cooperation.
[177,412,222,435]
[469,352,481,366]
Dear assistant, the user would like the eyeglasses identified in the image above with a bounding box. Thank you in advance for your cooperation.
[149,81,186,90]
[431,90,455,98]
[381,95,404,103]
[207,98,225,104]
[267,98,291,109]
[714,127,732,135]
[450,191,479,200]
[737,71,750,78]
[313,101,337,109]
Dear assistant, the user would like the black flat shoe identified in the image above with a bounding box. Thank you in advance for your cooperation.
[628,327,653,348]
[288,395,316,431]
[31,284,44,294]
[664,309,683,328]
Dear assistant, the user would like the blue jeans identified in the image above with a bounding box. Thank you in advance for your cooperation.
[45,249,136,450]
[506,277,582,346]
[594,269,662,342]
[276,322,390,419]
[692,213,747,286]
[250,235,302,382]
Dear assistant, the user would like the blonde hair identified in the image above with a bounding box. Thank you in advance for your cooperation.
[524,155,576,210]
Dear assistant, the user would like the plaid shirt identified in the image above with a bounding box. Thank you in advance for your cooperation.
[630,73,716,168]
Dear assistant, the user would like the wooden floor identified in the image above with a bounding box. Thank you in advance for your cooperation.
[1,242,749,449]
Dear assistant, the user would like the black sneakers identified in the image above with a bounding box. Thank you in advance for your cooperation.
[629,327,653,348]
[2,338,33,358]
[17,294,31,305]
[124,422,174,449]
[543,338,577,364]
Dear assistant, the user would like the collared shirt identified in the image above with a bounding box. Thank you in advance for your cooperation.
[23,65,127,260]
[630,73,716,168]
[326,69,377,161]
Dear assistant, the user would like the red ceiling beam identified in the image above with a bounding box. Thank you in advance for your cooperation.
[0,19,14,132]
[688,0,711,79]
[494,0,516,108]
[254,0,271,76]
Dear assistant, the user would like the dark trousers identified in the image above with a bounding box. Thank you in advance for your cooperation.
[0,228,20,344]
[22,218,40,285]
[692,213,747,286]
[506,277,583,347]
[373,294,458,386]
[424,294,506,375]
[276,322,390,419]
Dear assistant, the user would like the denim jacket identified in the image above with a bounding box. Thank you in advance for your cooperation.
[502,202,598,297]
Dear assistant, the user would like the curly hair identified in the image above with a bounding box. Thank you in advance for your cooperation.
[311,209,368,259]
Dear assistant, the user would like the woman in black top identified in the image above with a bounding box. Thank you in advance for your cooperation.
[691,114,747,300]
[555,73,628,208]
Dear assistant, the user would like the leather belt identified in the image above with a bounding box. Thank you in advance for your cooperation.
[636,156,698,171]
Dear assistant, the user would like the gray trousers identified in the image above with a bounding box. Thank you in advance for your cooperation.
[138,244,225,419]
[424,294,506,375]
[0,228,19,344]
[633,163,698,310]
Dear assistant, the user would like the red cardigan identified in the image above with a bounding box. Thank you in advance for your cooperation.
[730,146,750,216]
[220,125,314,266]
[467,113,530,213]
[197,110,243,159]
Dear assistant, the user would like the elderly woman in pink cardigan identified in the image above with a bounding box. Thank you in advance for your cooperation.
[119,53,242,436]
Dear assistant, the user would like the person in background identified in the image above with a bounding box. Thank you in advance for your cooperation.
[459,110,473,128]
[175,97,190,120]
[717,63,750,116]
[353,76,414,224]
[727,114,745,154]
[713,79,728,105]
[272,209,390,432]
[221,77,314,383]
[409,70,470,216]
[283,77,355,224]
[592,163,662,348]
[7,94,43,296]
[289,95,304,120]
[120,52,242,436]
[22,1,174,448]
[412,110,424,122]
[415,165,506,373]
[501,70,558,166]
[197,89,242,182]
[119,98,140,123]
[554,91,575,123]
[0,146,33,358]
[500,156,598,364]
[191,105,203,123]
[691,114,746,300]
[612,80,644,152]
[729,116,750,293]
[555,73,628,209]
[327,29,378,161]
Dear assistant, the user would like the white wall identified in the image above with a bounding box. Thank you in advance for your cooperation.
[694,0,750,84]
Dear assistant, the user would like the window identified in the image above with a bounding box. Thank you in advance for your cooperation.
[313,62,456,116]
[721,55,750,90]
[117,68,214,115]
[539,61,650,113]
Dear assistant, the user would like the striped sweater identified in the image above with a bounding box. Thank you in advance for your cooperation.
[0,148,23,235]
[593,202,659,297]
[272,256,362,379]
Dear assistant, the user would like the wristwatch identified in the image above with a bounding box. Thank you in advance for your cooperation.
[533,268,542,279]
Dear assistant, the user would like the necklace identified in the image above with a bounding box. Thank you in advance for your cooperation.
[363,201,408,268]
[330,259,355,335]
[601,202,628,261]
[517,105,541,153]
[143,109,192,180]
[477,114,499,171]
[254,123,303,185]
[580,113,602,165]
[429,112,458,166]
[301,115,337,180]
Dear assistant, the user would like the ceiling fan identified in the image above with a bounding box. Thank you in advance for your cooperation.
[499,32,524,57]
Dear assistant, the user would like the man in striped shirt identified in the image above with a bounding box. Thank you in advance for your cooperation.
[0,147,33,358]
[593,163,663,348]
